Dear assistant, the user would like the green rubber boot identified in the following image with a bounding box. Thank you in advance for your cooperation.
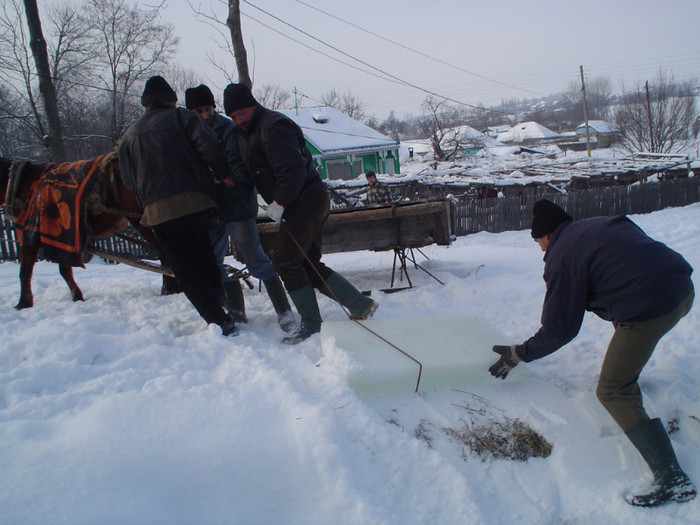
[263,276,297,333]
[319,272,378,320]
[625,418,696,506]
[282,284,322,345]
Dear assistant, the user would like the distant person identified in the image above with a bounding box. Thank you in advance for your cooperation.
[223,83,378,344]
[489,199,696,507]
[185,84,295,332]
[119,75,237,336]
[364,170,393,206]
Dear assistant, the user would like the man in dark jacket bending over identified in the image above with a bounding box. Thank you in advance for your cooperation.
[222,83,378,345]
[489,199,695,507]
[120,76,237,336]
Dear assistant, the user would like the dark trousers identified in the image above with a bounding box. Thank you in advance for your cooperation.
[153,209,228,326]
[272,191,333,292]
[596,291,694,431]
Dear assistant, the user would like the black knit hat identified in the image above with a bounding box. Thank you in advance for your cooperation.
[141,75,177,107]
[531,200,572,238]
[185,84,215,110]
[223,83,258,115]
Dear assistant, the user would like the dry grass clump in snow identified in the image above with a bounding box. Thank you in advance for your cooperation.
[442,417,552,461]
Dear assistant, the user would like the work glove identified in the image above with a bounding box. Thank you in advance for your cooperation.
[489,344,520,379]
[266,201,285,223]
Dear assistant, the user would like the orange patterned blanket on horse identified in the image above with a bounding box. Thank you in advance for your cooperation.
[14,157,102,267]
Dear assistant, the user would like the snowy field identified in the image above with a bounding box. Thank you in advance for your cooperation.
[1,203,700,524]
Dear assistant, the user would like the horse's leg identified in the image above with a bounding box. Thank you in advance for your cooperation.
[59,264,84,302]
[16,244,38,309]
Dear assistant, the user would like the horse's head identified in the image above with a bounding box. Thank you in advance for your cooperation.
[0,157,12,204]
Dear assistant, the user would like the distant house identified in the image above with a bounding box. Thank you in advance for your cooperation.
[482,125,512,139]
[576,120,619,148]
[279,107,399,180]
[497,121,560,145]
[402,126,504,162]
[450,125,504,157]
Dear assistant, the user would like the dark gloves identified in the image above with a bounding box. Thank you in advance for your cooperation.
[489,345,520,379]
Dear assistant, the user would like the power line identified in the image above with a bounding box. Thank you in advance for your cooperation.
[291,0,546,99]
[241,0,512,116]
[239,11,407,88]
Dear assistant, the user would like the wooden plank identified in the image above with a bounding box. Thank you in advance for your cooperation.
[257,200,453,255]
[86,247,174,276]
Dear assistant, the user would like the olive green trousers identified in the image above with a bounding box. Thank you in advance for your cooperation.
[596,292,694,432]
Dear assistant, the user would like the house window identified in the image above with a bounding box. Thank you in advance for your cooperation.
[326,158,362,180]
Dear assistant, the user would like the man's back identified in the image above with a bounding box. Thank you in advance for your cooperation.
[546,215,693,323]
[120,106,224,207]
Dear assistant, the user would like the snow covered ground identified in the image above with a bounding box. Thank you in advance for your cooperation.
[2,203,700,524]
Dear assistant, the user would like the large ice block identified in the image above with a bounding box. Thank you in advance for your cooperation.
[320,314,514,398]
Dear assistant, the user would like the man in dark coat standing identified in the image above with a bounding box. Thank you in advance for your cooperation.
[489,199,696,507]
[119,75,237,336]
[185,84,295,332]
[222,83,378,344]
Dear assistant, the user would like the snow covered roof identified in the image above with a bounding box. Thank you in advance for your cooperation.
[278,106,397,155]
[576,120,618,133]
[453,125,504,147]
[497,121,560,142]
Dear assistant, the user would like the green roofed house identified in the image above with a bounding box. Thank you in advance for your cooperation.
[279,107,400,180]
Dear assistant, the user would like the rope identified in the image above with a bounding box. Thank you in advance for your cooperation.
[268,205,424,392]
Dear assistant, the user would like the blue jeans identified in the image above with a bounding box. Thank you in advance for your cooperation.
[209,219,232,285]
[225,218,277,282]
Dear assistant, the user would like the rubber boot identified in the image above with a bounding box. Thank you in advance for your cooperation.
[222,280,247,324]
[282,284,322,345]
[625,418,696,506]
[319,272,378,320]
[160,275,182,296]
[263,277,297,333]
[218,313,239,337]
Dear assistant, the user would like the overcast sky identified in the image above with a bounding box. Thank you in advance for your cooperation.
[163,0,700,120]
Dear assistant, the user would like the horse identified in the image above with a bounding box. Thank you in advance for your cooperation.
[0,153,176,309]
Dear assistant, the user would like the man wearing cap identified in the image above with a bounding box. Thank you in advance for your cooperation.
[222,82,378,345]
[489,199,695,507]
[119,75,238,336]
[364,170,393,206]
[185,84,296,333]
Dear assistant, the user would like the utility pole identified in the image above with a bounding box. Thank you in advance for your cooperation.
[645,80,655,152]
[579,65,591,158]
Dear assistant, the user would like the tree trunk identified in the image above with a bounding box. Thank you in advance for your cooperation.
[226,0,252,89]
[23,0,65,161]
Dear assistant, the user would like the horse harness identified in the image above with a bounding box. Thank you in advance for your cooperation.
[4,160,30,223]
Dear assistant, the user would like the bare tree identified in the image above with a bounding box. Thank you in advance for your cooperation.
[162,63,201,102]
[1,0,94,160]
[320,88,366,120]
[382,110,404,141]
[615,71,697,153]
[255,83,292,110]
[84,0,177,141]
[417,96,466,161]
[565,76,614,126]
[1,0,64,159]
[226,0,252,89]
[22,0,66,161]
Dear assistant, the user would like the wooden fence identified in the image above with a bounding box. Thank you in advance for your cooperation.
[2,176,700,262]
[451,176,700,236]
